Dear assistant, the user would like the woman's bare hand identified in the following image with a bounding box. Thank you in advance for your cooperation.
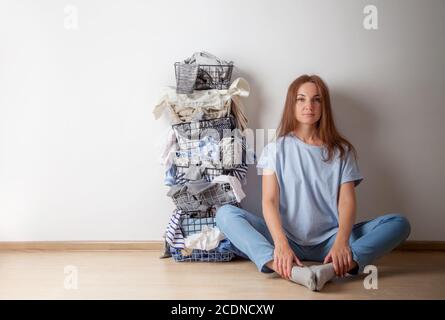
[273,243,303,280]
[323,240,353,277]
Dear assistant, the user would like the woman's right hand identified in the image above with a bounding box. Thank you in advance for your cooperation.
[273,243,304,280]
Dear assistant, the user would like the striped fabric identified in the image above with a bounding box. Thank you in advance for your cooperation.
[165,209,187,249]
[228,164,248,183]
[175,171,188,185]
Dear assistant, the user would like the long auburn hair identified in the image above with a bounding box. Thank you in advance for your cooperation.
[277,74,357,162]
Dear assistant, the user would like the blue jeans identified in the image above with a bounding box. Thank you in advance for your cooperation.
[215,204,411,274]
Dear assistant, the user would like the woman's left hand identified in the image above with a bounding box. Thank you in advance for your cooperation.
[323,241,353,277]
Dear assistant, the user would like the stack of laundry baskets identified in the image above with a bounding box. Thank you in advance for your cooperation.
[153,52,253,262]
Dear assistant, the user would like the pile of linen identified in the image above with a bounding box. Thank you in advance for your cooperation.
[154,52,253,262]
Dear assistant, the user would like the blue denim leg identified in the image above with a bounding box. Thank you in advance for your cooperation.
[216,204,277,273]
[217,205,410,275]
[348,213,411,273]
[296,213,411,274]
[216,204,306,273]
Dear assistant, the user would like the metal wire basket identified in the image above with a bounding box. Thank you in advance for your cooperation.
[170,247,234,262]
[174,63,233,92]
[173,134,247,170]
[170,211,235,262]
[172,116,236,151]
[171,182,237,212]
[174,148,244,170]
[174,165,248,186]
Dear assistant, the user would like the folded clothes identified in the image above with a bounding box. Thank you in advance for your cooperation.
[153,78,250,131]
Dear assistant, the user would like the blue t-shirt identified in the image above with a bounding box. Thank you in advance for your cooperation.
[256,133,364,246]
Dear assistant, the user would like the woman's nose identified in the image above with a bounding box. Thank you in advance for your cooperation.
[304,99,314,107]
[304,102,314,110]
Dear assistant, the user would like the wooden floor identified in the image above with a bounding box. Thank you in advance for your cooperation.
[0,250,444,299]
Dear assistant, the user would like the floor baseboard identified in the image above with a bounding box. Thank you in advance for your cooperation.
[0,240,444,251]
[0,241,164,251]
[395,241,445,251]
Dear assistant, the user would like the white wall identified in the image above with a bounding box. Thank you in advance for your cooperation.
[1,0,444,241]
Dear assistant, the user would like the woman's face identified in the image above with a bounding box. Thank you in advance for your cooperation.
[295,82,322,125]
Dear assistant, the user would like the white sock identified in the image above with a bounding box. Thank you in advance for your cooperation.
[309,263,336,291]
[290,266,316,291]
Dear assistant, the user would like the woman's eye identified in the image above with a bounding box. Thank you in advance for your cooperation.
[297,97,321,103]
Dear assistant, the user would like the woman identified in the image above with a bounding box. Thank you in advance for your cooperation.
[216,74,411,291]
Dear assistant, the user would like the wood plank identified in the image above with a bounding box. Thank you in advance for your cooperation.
[0,250,444,299]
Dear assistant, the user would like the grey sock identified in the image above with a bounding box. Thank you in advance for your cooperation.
[309,263,336,291]
[290,266,316,291]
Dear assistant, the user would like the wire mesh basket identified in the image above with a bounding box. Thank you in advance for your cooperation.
[173,128,247,171]
[172,116,236,150]
[173,138,246,169]
[171,182,237,212]
[174,63,233,92]
[170,211,235,262]
[181,215,216,237]
[175,165,248,185]
[170,247,234,262]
